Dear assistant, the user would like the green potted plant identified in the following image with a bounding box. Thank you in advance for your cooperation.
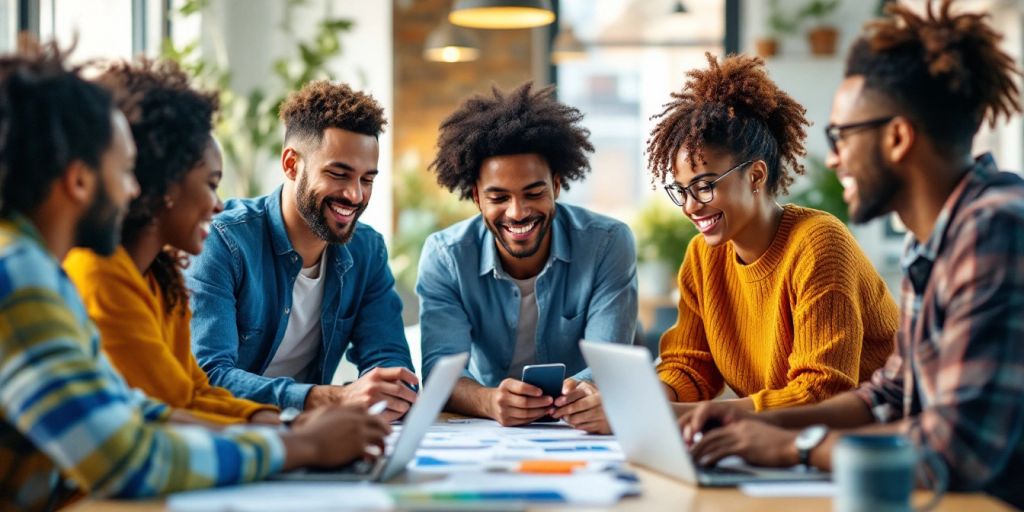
[758,0,799,58]
[632,199,698,297]
[798,0,842,56]
[787,155,849,224]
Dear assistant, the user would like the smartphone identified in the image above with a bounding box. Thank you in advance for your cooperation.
[521,363,565,422]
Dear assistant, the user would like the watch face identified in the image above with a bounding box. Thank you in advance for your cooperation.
[796,424,828,450]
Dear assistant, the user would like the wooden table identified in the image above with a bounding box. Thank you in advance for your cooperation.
[72,463,1012,512]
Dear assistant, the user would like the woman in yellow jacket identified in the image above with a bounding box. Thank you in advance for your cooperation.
[64,59,278,424]
[645,53,899,415]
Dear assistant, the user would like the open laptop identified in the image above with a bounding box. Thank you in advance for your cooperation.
[271,352,469,482]
[580,341,829,487]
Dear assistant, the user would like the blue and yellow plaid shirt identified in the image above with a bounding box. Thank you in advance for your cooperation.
[0,214,284,511]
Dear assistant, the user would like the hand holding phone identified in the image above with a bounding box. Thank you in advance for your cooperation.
[521,363,565,422]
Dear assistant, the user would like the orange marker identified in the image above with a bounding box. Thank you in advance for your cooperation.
[517,460,588,474]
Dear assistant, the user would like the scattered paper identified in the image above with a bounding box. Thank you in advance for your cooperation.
[167,482,393,511]
[739,481,836,498]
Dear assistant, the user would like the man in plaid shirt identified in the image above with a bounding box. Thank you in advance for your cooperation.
[0,44,388,511]
[676,1,1024,507]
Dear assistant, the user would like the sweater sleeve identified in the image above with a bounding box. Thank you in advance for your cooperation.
[656,240,724,401]
[748,224,871,411]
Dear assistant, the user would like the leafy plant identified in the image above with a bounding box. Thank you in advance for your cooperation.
[767,0,800,37]
[632,198,698,271]
[787,155,848,224]
[390,159,478,293]
[162,0,356,197]
[797,0,841,26]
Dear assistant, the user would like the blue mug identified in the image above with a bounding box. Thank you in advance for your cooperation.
[832,434,946,512]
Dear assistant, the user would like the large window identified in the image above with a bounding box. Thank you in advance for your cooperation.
[555,0,725,218]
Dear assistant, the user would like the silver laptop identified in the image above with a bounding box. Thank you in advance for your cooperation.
[580,341,829,487]
[271,352,469,482]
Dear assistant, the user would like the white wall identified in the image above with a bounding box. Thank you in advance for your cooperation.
[199,0,394,243]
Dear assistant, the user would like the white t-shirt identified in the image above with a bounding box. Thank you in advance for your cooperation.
[506,275,539,379]
[263,253,327,381]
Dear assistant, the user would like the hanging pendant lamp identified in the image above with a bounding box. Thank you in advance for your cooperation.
[449,0,556,30]
[424,21,481,62]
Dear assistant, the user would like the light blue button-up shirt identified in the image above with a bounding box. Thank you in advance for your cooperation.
[416,203,638,385]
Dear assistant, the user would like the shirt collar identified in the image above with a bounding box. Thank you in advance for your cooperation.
[901,152,1000,288]
[268,185,295,257]
[478,203,571,277]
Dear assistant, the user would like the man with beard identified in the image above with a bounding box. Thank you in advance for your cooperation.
[0,44,389,511]
[417,82,637,431]
[186,80,416,419]
[676,1,1024,507]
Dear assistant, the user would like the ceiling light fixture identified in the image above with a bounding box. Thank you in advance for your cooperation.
[449,0,556,30]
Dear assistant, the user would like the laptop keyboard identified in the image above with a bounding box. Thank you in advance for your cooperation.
[702,465,756,476]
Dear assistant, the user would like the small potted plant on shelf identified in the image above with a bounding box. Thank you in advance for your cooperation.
[757,0,799,58]
[632,199,698,298]
[799,0,842,56]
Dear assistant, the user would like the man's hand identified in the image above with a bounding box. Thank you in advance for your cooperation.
[486,378,553,426]
[305,367,419,422]
[281,406,391,470]
[249,409,282,425]
[552,379,610,434]
[678,401,765,445]
[689,419,799,468]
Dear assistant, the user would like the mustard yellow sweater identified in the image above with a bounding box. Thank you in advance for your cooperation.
[64,246,277,424]
[657,205,898,411]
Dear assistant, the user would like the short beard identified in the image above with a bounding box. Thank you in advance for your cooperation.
[850,145,902,225]
[487,212,553,260]
[74,179,121,256]
[296,170,364,245]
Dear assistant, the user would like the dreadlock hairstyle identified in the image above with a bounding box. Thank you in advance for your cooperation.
[846,0,1022,155]
[93,59,219,314]
[646,52,809,196]
[429,81,594,201]
[0,39,115,217]
[279,80,387,148]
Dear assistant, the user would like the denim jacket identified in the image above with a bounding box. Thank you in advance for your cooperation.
[186,186,413,410]
[416,203,638,385]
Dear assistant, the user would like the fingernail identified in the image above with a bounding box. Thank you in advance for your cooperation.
[683,425,692,440]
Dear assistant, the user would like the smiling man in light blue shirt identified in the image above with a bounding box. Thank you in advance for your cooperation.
[417,82,637,432]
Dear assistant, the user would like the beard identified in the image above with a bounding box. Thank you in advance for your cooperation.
[74,178,123,256]
[485,211,553,260]
[296,170,366,245]
[850,145,903,225]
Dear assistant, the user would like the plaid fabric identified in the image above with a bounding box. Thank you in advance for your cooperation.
[0,215,284,512]
[855,153,1024,507]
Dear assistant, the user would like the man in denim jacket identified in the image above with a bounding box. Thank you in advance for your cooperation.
[186,81,416,420]
[417,82,638,433]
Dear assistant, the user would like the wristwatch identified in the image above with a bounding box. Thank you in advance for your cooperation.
[794,424,829,468]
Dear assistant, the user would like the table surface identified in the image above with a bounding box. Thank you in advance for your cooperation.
[72,462,1011,511]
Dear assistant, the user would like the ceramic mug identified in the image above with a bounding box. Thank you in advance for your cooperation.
[832,434,947,512]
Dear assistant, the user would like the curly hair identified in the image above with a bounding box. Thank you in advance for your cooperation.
[846,0,1022,154]
[279,80,387,147]
[429,81,594,200]
[0,39,114,217]
[94,58,219,314]
[646,52,809,196]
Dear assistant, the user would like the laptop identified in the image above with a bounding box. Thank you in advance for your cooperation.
[270,352,469,482]
[580,341,829,487]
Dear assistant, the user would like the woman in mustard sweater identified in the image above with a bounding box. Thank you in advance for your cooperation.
[644,53,899,414]
[64,60,278,424]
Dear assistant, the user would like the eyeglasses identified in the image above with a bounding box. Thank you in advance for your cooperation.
[824,116,895,154]
[663,160,753,207]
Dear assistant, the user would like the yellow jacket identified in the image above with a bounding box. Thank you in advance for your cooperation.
[64,246,277,424]
[657,205,898,411]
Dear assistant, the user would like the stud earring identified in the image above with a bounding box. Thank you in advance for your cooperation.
[163,195,174,209]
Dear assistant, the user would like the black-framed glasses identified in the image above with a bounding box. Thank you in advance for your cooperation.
[663,160,753,207]
[824,116,895,154]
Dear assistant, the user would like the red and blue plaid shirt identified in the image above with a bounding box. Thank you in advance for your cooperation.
[854,153,1024,507]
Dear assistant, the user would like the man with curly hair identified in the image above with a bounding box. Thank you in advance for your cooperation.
[680,1,1024,506]
[186,80,417,420]
[417,82,637,431]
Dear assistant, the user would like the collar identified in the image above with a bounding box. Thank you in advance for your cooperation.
[268,185,296,257]
[900,153,1000,290]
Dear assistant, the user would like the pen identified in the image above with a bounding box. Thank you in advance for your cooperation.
[368,399,388,416]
